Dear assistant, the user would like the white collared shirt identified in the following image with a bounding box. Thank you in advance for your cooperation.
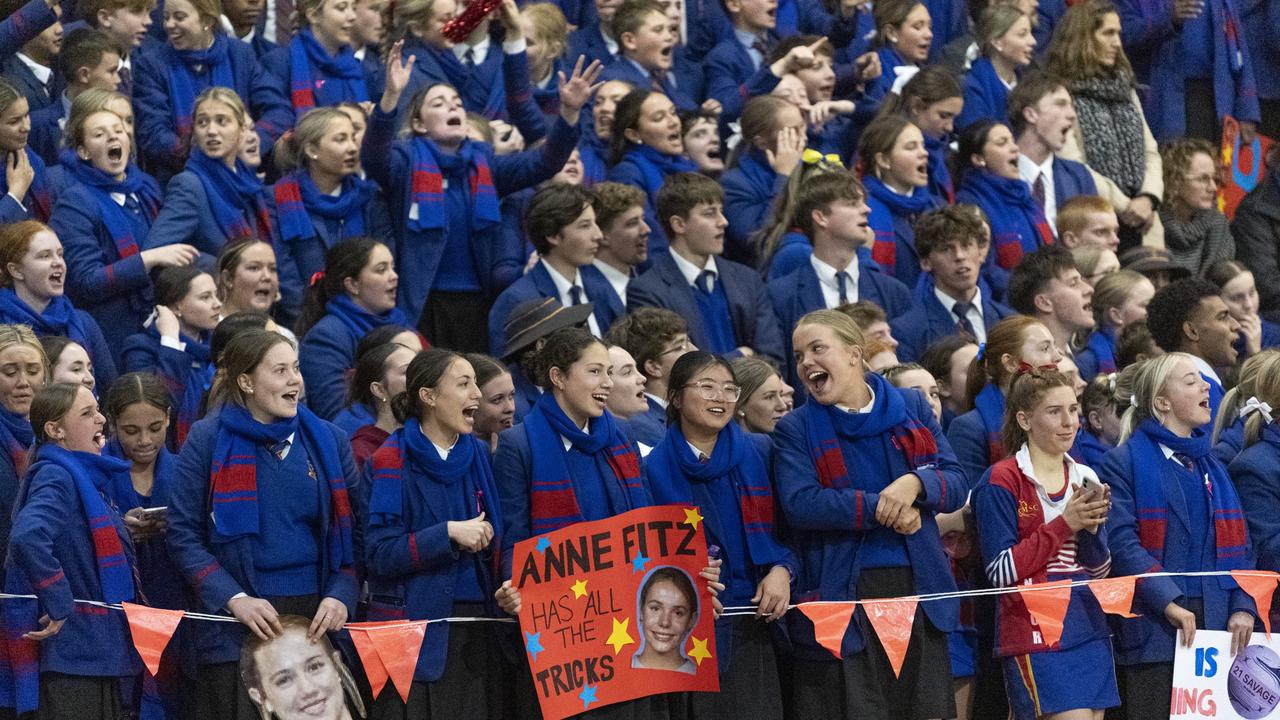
[220,15,257,44]
[561,420,590,451]
[670,250,717,293]
[454,36,491,65]
[645,392,668,409]
[16,53,52,86]
[541,259,601,337]
[1018,153,1058,230]
[933,285,986,343]
[836,385,875,414]
[592,260,630,308]
[602,31,619,57]
[733,28,764,70]
[810,254,858,309]
[275,432,297,459]
[433,439,455,460]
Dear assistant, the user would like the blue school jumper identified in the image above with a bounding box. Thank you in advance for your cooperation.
[704,33,783,125]
[167,415,360,664]
[607,144,698,253]
[0,0,57,60]
[957,57,1013,129]
[486,262,625,358]
[721,148,788,267]
[299,305,411,422]
[598,58,699,112]
[362,105,577,325]
[1230,423,1280,573]
[398,38,548,135]
[134,36,293,180]
[1214,417,1246,465]
[142,170,265,261]
[890,275,1015,362]
[865,176,939,289]
[0,290,117,391]
[105,442,187,612]
[772,377,966,658]
[628,252,785,363]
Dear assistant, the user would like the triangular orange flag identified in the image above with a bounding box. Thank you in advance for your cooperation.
[1232,571,1280,635]
[796,602,857,659]
[1088,577,1137,618]
[368,622,428,703]
[862,598,919,678]
[1017,580,1073,648]
[347,627,389,699]
[121,602,184,676]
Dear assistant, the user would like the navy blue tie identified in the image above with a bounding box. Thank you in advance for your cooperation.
[569,286,584,305]
[835,271,850,304]
[696,270,715,295]
[952,301,977,338]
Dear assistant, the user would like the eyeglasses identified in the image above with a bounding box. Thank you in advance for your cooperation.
[660,340,690,357]
[685,382,742,401]
[1183,173,1220,188]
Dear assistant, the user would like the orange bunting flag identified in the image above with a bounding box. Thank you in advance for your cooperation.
[1087,576,1137,618]
[1231,571,1280,636]
[1017,580,1073,648]
[862,598,919,679]
[796,602,857,660]
[348,621,428,703]
[121,602,184,676]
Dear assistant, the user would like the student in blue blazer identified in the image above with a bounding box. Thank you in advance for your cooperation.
[629,173,785,364]
[364,349,513,716]
[495,296,594,425]
[955,6,1034,129]
[700,0,797,123]
[297,238,411,422]
[363,42,595,352]
[144,88,275,262]
[5,383,141,719]
[168,330,359,720]
[860,116,940,289]
[487,183,625,357]
[1099,353,1257,718]
[864,0,934,101]
[1228,360,1280,573]
[120,266,220,451]
[0,3,61,114]
[0,80,54,224]
[0,221,117,391]
[890,206,1015,363]
[565,0,619,68]
[133,3,292,180]
[1075,270,1154,381]
[268,107,393,322]
[0,324,45,575]
[720,96,805,266]
[0,0,58,61]
[260,0,373,119]
[775,310,966,720]
[878,66,963,207]
[52,102,201,363]
[646,351,794,720]
[598,0,702,112]
[1008,73,1099,236]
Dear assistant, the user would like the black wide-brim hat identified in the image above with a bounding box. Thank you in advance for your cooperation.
[502,297,595,362]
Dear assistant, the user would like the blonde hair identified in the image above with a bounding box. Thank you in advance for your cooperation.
[0,324,50,380]
[1118,352,1197,442]
[272,107,353,172]
[1220,350,1280,448]
[65,88,130,149]
[386,0,454,58]
[522,3,569,58]
[194,87,251,130]
[977,5,1027,56]
[1091,270,1149,329]
[795,309,866,351]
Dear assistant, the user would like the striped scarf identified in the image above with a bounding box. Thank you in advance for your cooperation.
[973,383,1007,464]
[958,168,1053,270]
[184,148,272,243]
[143,325,212,449]
[407,136,499,234]
[166,35,234,149]
[210,404,353,570]
[523,392,645,535]
[61,150,162,261]
[864,175,936,271]
[272,170,371,243]
[288,28,368,111]
[0,406,32,480]
[0,148,50,222]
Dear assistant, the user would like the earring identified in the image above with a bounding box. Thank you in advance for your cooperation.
[309,154,319,160]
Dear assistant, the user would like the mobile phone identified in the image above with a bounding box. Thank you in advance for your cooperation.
[1079,475,1104,495]
[140,506,168,518]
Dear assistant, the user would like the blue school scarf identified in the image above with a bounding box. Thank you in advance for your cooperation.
[324,294,408,337]
[0,406,32,480]
[4,445,134,715]
[735,149,780,200]
[523,392,645,535]
[1085,327,1117,375]
[0,148,51,222]
[1128,418,1250,585]
[407,136,499,234]
[61,150,162,261]
[623,144,698,198]
[184,148,272,243]
[272,170,372,243]
[864,175,935,270]
[166,35,235,143]
[925,133,954,204]
[368,422,503,576]
[210,404,353,570]
[0,289,90,348]
[104,438,176,511]
[966,57,1011,123]
[959,168,1053,270]
[973,383,1006,464]
[648,422,784,568]
[1074,426,1112,469]
[288,28,368,111]
[141,325,211,448]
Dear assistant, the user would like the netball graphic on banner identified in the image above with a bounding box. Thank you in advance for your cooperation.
[1173,631,1280,719]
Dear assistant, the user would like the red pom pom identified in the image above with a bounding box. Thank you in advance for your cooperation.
[441,0,504,43]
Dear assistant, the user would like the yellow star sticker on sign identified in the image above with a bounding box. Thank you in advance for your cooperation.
[571,579,588,599]
[605,617,635,655]
[687,636,712,666]
[682,507,703,531]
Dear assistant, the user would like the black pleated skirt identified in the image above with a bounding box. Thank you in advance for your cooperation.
[688,616,782,720]
[37,673,126,720]
[368,619,516,720]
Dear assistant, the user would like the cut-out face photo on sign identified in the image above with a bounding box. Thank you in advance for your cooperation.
[239,615,366,720]
[631,566,699,675]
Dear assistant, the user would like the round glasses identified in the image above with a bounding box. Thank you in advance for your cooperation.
[685,382,742,402]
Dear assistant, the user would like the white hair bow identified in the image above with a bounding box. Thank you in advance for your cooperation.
[1130,395,1139,409]
[890,65,921,96]
[1241,396,1275,424]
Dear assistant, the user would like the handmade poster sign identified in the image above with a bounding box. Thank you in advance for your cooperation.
[239,615,368,720]
[1172,630,1280,720]
[513,505,720,720]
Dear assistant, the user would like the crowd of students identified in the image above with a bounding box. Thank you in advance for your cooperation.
[0,0,1279,717]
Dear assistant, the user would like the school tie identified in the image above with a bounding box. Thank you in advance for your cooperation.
[698,452,710,464]
[835,271,850,305]
[650,71,667,94]
[117,64,132,96]
[463,48,477,70]
[696,269,715,295]
[952,300,977,338]
[270,439,290,460]
[1032,173,1046,209]
[123,194,142,216]
[751,38,770,70]
[568,286,584,305]
[1172,452,1195,472]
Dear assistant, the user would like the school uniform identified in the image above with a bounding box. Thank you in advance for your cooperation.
[956,169,1054,282]
[1017,154,1098,234]
[672,46,707,108]
[486,261,624,358]
[350,422,389,471]
[703,31,783,126]
[598,58,699,112]
[773,373,966,720]
[167,405,359,720]
[334,403,376,438]
[0,288,117,390]
[1077,326,1119,383]
[1073,427,1113,469]
[607,145,699,253]
[365,423,513,719]
[260,28,371,119]
[578,132,612,188]
[566,25,619,68]
[362,105,577,350]
[1192,356,1227,428]
[51,153,164,363]
[864,47,915,103]
[26,91,65,164]
[144,151,273,262]
[891,275,1014,362]
[721,148,789,267]
[5,445,140,718]
[0,146,53,224]
[0,0,58,61]
[299,296,411,422]
[683,0,733,63]
[268,170,394,323]
[628,251,785,363]
[0,408,33,578]
[121,327,215,450]
[646,423,794,720]
[947,384,1006,489]
[973,448,1118,720]
[957,57,1014,129]
[1213,416,1246,465]
[865,176,940,290]
[1099,419,1257,718]
[510,363,540,425]
[398,36,549,135]
[0,51,57,114]
[1234,319,1280,359]
[628,395,667,449]
[134,35,293,180]
[1230,422,1280,573]
[222,20,278,60]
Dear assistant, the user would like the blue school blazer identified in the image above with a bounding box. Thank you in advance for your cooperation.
[510,364,540,425]
[1051,155,1098,210]
[362,107,578,325]
[946,407,997,491]
[299,313,390,422]
[167,416,361,664]
[0,0,57,60]
[890,281,1015,363]
[598,59,698,113]
[26,98,63,165]
[143,171,255,262]
[260,43,376,120]
[566,25,618,69]
[627,397,666,449]
[627,252,785,364]
[0,54,56,114]
[486,262,625,357]
[134,38,293,180]
[683,0,733,62]
[721,150,786,267]
[1098,443,1255,665]
[1231,433,1280,572]
[703,37,781,124]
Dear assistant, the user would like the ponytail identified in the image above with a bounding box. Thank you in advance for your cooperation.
[294,237,385,338]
